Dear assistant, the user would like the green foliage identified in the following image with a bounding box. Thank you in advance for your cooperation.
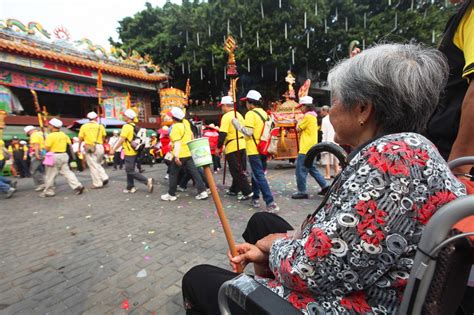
[112,0,456,100]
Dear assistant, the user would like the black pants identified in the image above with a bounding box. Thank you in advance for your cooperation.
[14,157,29,177]
[124,155,148,190]
[113,152,123,170]
[179,168,209,189]
[169,157,206,196]
[212,154,221,171]
[182,212,293,314]
[227,150,252,195]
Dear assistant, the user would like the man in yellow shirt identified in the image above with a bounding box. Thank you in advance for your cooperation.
[111,109,153,194]
[291,96,329,199]
[0,138,6,171]
[427,0,473,177]
[78,111,109,188]
[217,96,252,200]
[24,125,45,191]
[7,136,29,178]
[41,118,83,197]
[232,90,279,212]
[161,107,208,201]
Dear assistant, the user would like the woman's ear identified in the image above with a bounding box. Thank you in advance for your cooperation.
[355,102,374,125]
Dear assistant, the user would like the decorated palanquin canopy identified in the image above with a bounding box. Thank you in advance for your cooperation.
[0,19,168,106]
[159,88,187,126]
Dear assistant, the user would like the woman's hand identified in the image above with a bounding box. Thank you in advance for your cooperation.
[175,157,182,166]
[255,233,286,254]
[227,243,269,273]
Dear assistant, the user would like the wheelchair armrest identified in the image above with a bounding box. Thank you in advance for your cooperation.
[218,274,300,315]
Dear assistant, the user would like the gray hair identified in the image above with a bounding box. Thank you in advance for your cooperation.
[321,105,330,112]
[328,44,448,133]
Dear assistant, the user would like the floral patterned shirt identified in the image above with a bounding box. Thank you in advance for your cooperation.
[257,133,466,314]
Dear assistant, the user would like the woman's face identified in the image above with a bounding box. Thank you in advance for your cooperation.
[329,97,360,147]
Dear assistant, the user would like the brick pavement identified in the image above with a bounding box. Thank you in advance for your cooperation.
[0,161,330,314]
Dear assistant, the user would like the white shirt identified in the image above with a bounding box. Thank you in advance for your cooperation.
[321,115,336,143]
[108,135,122,152]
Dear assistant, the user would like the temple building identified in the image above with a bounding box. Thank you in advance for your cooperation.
[0,20,168,138]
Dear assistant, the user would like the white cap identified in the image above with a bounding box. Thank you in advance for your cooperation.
[20,140,27,145]
[87,111,98,120]
[73,137,79,142]
[299,96,313,105]
[113,130,119,134]
[170,107,185,120]
[124,108,137,119]
[220,96,234,106]
[24,125,35,134]
[242,90,262,102]
[49,118,63,128]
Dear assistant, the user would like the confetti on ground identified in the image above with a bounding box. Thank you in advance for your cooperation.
[58,216,64,219]
[144,245,151,250]
[183,241,188,244]
[144,256,151,260]
[136,269,147,278]
[211,229,215,234]
[146,195,149,198]
[87,204,91,207]
[85,215,92,219]
[121,299,129,310]
[66,226,70,229]
[100,265,104,268]
[126,198,130,201]
[33,212,38,215]
[141,241,147,245]
[131,208,136,211]
[148,230,155,235]
[127,234,132,238]
[64,197,68,200]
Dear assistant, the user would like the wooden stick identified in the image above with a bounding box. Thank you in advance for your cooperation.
[222,154,227,185]
[203,165,243,273]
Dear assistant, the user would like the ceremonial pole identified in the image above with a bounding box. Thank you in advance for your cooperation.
[96,68,103,124]
[30,89,46,138]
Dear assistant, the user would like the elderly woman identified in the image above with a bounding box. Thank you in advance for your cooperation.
[182,44,467,314]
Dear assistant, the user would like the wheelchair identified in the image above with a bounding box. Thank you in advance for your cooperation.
[218,143,474,315]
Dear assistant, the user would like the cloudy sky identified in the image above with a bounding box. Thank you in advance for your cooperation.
[1,0,179,48]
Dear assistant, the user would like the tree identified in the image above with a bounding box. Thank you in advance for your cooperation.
[112,0,456,101]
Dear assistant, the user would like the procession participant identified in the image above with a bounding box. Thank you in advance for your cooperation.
[217,96,252,199]
[161,107,208,201]
[427,0,474,175]
[203,124,221,173]
[181,43,466,315]
[110,109,154,194]
[71,137,84,172]
[291,96,329,199]
[24,125,45,191]
[320,105,340,179]
[8,136,29,178]
[158,126,171,179]
[108,130,123,170]
[41,118,84,197]
[78,111,109,188]
[232,90,279,212]
[0,137,6,171]
[0,175,16,198]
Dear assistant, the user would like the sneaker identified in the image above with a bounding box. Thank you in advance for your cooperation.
[161,193,177,201]
[177,186,187,192]
[10,181,17,189]
[164,174,169,180]
[251,199,261,208]
[35,184,45,192]
[39,191,55,198]
[225,190,238,196]
[123,187,137,194]
[238,192,254,201]
[291,192,309,199]
[147,178,154,193]
[266,202,280,213]
[195,191,209,200]
[5,187,15,199]
[103,179,109,186]
[74,186,84,195]
[90,185,103,189]
[318,186,330,196]
[206,188,211,195]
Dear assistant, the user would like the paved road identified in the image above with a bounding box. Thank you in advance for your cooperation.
[0,161,331,314]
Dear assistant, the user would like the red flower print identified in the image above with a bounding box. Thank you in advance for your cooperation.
[288,292,314,310]
[383,141,412,156]
[341,291,372,313]
[356,200,387,246]
[304,228,332,259]
[416,191,457,224]
[267,279,280,288]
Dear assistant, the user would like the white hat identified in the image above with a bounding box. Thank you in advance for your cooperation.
[219,96,234,106]
[73,137,79,142]
[170,107,185,120]
[113,130,119,134]
[241,90,262,102]
[20,140,27,145]
[24,125,35,134]
[49,118,63,128]
[299,96,313,105]
[87,111,98,120]
[124,108,136,119]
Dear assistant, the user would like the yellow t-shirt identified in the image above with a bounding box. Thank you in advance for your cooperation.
[298,113,318,154]
[7,144,28,155]
[78,122,106,145]
[244,108,267,156]
[170,121,192,158]
[120,123,137,156]
[45,131,71,153]
[29,130,45,153]
[453,2,474,79]
[220,111,246,154]
[0,140,4,160]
